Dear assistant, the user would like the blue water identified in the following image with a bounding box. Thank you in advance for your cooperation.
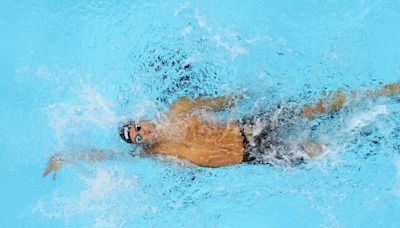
[1,0,400,227]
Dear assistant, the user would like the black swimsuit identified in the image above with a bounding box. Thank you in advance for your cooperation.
[238,103,308,166]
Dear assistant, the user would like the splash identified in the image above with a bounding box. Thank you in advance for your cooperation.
[345,104,388,132]
[33,168,146,228]
[176,5,249,61]
[315,104,390,159]
[194,10,248,60]
[43,84,118,148]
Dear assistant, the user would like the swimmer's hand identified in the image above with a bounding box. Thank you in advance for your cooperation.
[43,154,64,181]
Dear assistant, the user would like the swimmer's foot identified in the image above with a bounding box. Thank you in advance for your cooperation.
[304,142,324,158]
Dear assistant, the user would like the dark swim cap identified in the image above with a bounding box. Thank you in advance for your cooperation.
[119,123,133,143]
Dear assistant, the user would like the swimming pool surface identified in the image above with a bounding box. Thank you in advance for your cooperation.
[1,0,400,227]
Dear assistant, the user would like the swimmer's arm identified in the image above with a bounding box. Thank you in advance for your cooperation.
[192,95,244,112]
[301,90,348,120]
[43,149,139,180]
[301,80,400,120]
[170,95,243,114]
[59,149,136,163]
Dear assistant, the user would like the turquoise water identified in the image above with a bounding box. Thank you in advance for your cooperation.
[1,0,400,227]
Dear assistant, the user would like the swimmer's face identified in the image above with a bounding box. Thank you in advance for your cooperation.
[119,120,156,145]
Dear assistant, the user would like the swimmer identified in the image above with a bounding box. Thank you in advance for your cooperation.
[43,81,400,180]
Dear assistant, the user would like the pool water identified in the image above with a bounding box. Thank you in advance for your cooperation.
[1,0,400,227]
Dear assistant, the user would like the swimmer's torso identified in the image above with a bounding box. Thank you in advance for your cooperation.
[146,114,244,167]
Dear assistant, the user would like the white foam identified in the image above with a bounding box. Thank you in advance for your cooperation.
[181,25,193,36]
[213,35,248,60]
[244,35,273,44]
[33,168,144,227]
[345,105,388,132]
[182,8,248,60]
[43,84,118,147]
[194,11,210,31]
[313,105,390,166]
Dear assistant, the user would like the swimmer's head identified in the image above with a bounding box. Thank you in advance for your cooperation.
[119,120,156,145]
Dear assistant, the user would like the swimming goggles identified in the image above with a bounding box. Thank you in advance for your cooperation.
[119,122,142,143]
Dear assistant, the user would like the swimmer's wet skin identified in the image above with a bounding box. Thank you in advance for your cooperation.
[301,80,400,120]
[43,81,400,180]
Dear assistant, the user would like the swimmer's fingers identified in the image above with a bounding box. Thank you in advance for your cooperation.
[42,165,58,181]
[42,166,52,178]
[52,170,58,181]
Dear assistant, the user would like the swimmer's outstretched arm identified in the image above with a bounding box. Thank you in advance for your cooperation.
[193,95,244,111]
[170,95,243,114]
[302,80,400,120]
[43,149,139,180]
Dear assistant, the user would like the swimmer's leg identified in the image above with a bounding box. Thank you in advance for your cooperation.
[365,80,400,96]
[301,91,349,120]
[301,80,400,120]
[303,142,324,158]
